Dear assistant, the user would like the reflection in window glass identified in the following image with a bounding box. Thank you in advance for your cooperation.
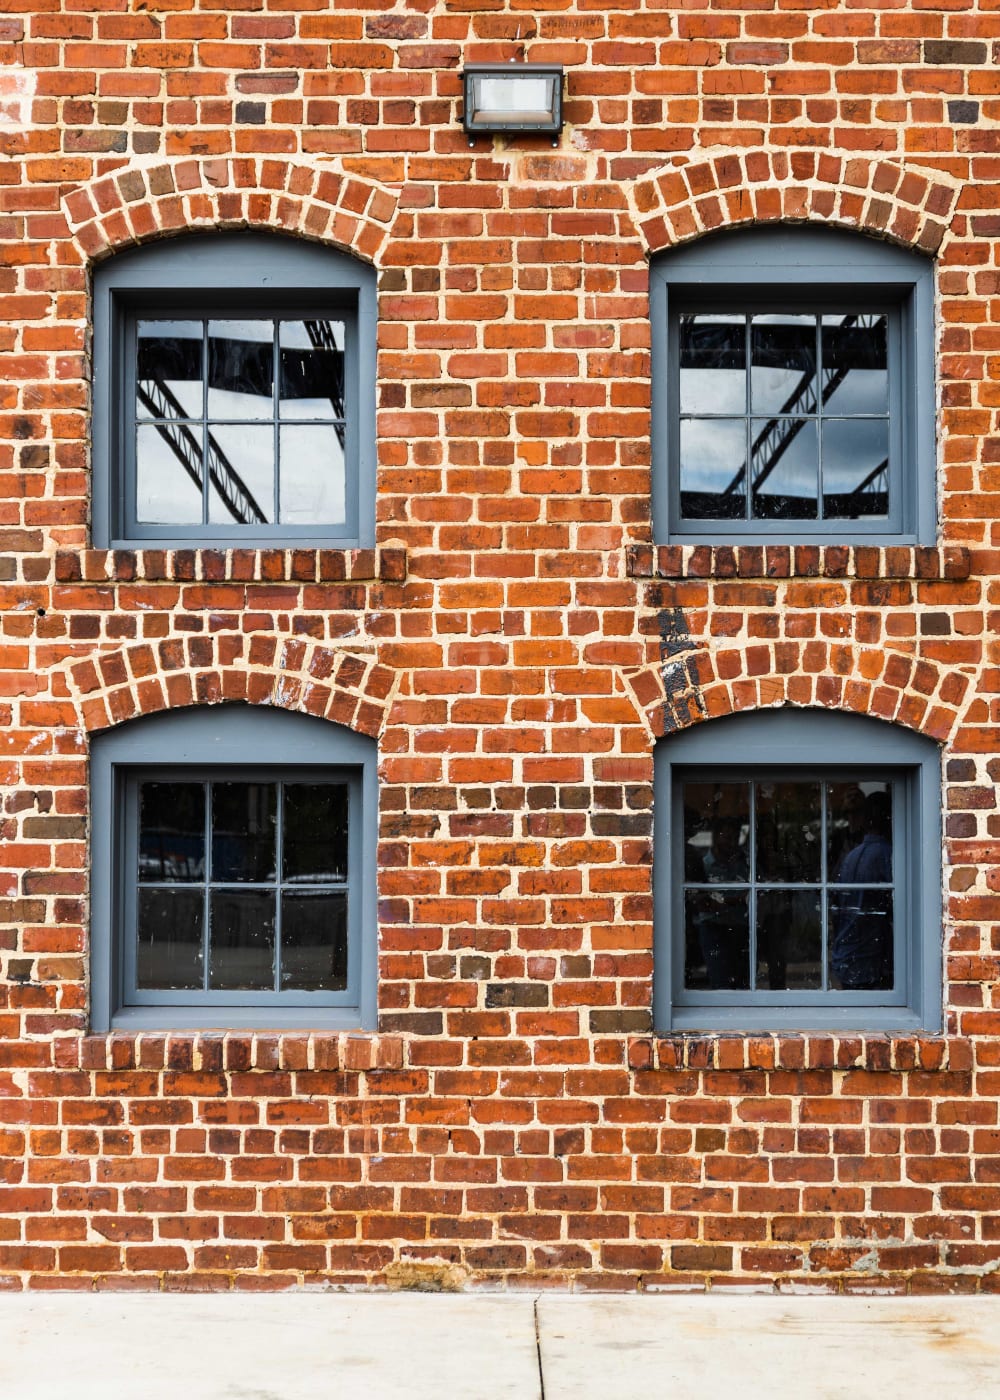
[681,776,894,994]
[677,309,891,525]
[133,779,351,996]
[679,314,745,415]
[133,317,348,529]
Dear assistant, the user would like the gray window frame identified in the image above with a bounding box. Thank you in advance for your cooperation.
[90,705,378,1032]
[91,232,377,550]
[650,226,936,545]
[653,709,942,1034]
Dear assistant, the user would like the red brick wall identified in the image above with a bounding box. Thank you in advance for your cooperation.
[2,8,1000,1291]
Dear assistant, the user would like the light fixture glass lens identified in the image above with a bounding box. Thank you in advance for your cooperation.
[468,74,557,127]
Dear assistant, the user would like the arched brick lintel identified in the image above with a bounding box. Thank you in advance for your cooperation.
[60,156,401,266]
[625,641,969,745]
[63,638,397,741]
[631,150,961,257]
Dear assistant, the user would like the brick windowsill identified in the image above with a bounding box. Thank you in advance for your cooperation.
[627,544,972,582]
[54,547,408,585]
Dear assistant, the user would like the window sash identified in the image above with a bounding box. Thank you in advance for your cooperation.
[672,767,908,1007]
[119,765,363,1009]
[667,296,904,536]
[119,297,360,543]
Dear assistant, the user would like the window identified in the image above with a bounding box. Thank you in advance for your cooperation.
[90,706,377,1031]
[650,226,935,543]
[92,232,376,549]
[653,710,942,1033]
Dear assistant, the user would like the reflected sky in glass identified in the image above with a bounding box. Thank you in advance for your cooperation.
[678,310,891,523]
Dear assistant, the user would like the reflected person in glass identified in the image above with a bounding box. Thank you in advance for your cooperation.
[830,791,893,990]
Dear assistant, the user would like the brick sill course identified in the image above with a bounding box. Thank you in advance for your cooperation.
[627,544,971,582]
[56,1029,960,1077]
[54,547,407,585]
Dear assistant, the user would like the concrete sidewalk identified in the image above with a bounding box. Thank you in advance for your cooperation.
[2,1291,999,1399]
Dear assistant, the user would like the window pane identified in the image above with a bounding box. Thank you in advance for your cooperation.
[685,889,750,990]
[278,424,346,525]
[209,889,275,990]
[682,781,749,880]
[207,320,274,419]
[822,314,888,414]
[136,321,203,420]
[679,314,745,415]
[755,781,821,883]
[283,784,349,883]
[750,418,818,521]
[279,319,346,420]
[756,890,821,991]
[829,889,893,990]
[211,783,277,883]
[822,419,890,520]
[829,783,892,883]
[679,419,746,520]
[751,314,817,414]
[136,423,204,524]
[137,888,204,990]
[207,424,275,526]
[139,781,205,882]
[281,891,348,991]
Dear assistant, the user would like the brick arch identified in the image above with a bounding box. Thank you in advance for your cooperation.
[625,639,969,745]
[630,150,961,257]
[60,156,400,265]
[61,637,397,740]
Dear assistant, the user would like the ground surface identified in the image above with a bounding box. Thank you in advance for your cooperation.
[2,1292,999,1398]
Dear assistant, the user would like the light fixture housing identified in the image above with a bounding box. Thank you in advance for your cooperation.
[462,63,564,139]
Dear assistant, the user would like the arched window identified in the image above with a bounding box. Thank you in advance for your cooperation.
[650,226,935,543]
[654,709,941,1033]
[90,705,378,1031]
[91,232,376,549]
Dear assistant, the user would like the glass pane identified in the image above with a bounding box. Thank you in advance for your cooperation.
[136,423,204,524]
[280,891,348,991]
[751,314,817,414]
[755,780,821,883]
[678,314,745,415]
[283,784,349,883]
[136,321,203,420]
[207,320,274,419]
[139,781,205,882]
[750,418,818,521]
[278,424,346,525]
[679,418,746,520]
[685,889,749,990]
[682,781,750,884]
[137,888,204,990]
[822,419,890,520]
[211,783,277,883]
[757,890,821,991]
[279,320,346,420]
[822,314,888,414]
[209,889,275,990]
[828,782,893,884]
[829,889,893,990]
[206,423,275,525]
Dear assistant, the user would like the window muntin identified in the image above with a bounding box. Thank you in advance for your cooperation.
[653,709,942,1034]
[90,706,377,1031]
[650,226,936,544]
[680,773,897,997]
[676,308,893,525]
[92,232,376,550]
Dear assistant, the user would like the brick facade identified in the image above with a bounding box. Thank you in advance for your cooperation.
[2,4,1000,1291]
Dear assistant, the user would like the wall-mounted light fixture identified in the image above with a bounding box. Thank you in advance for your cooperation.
[462,63,564,143]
